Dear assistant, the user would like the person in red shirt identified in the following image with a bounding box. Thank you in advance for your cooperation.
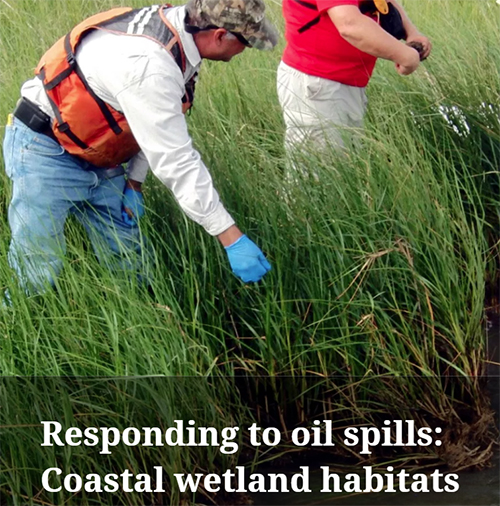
[277,0,431,154]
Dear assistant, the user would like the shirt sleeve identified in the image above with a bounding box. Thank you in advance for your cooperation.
[317,0,359,14]
[115,64,235,237]
[127,151,150,183]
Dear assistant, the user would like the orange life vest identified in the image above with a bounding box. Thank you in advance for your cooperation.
[35,5,197,168]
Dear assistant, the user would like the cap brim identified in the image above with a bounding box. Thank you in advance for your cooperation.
[244,17,279,51]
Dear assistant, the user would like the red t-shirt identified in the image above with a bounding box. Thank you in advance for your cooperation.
[282,0,378,87]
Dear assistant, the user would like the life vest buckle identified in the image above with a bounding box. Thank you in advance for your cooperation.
[57,122,70,133]
[66,52,76,67]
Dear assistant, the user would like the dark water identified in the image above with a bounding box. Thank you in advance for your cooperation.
[252,314,500,506]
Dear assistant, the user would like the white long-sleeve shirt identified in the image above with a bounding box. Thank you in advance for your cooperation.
[21,5,235,236]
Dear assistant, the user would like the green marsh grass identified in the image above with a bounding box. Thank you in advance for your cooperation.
[0,0,499,504]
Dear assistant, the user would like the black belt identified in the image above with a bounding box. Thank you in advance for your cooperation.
[13,97,58,143]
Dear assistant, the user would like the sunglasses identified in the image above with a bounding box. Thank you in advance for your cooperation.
[185,22,252,47]
[228,30,251,47]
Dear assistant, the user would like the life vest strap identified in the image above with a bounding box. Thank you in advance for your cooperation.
[64,32,123,135]
[159,8,186,74]
[44,67,74,91]
[39,66,89,150]
[72,63,123,135]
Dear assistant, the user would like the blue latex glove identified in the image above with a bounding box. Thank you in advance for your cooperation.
[225,235,271,283]
[122,187,145,226]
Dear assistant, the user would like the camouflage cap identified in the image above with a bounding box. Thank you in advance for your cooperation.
[185,0,279,50]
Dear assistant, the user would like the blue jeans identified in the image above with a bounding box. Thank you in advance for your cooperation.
[2,117,148,293]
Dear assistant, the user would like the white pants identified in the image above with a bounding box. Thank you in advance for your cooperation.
[277,61,368,152]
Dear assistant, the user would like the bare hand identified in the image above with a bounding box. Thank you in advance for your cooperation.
[395,45,420,76]
[406,32,432,60]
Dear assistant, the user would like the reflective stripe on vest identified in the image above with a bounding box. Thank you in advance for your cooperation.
[35,5,197,167]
